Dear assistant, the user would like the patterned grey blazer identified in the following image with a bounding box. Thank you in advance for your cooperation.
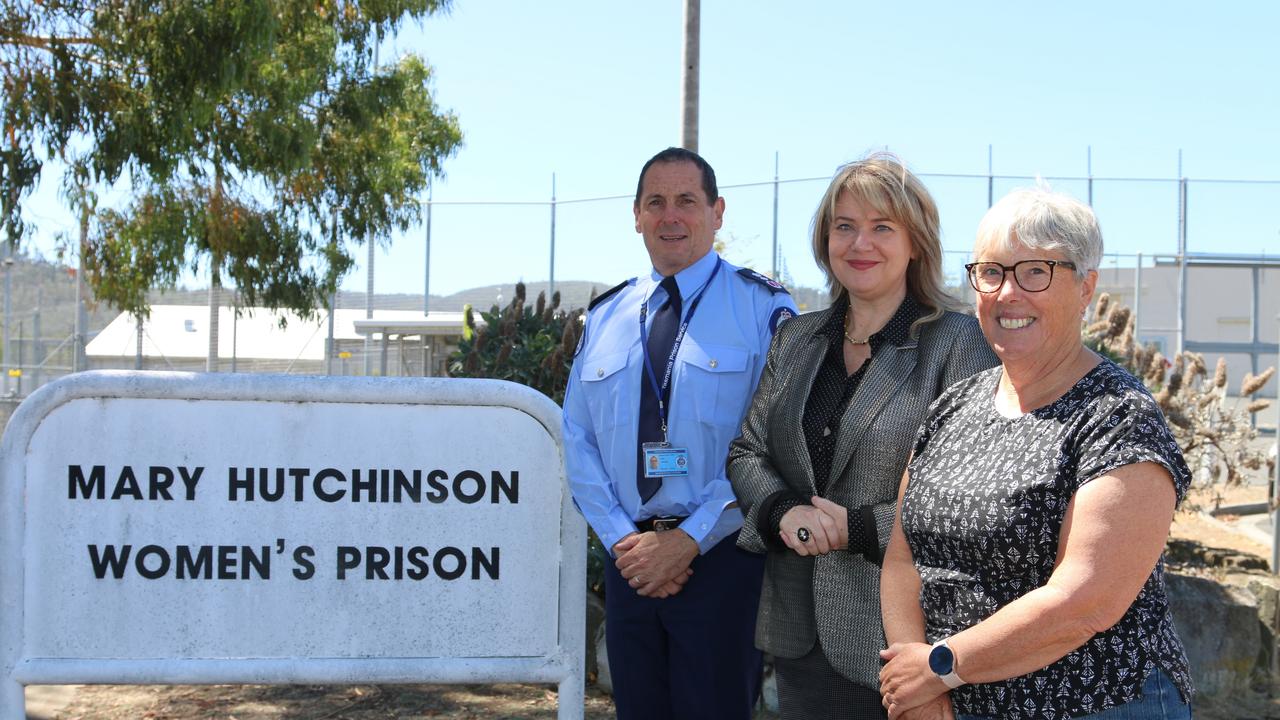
[727,303,998,689]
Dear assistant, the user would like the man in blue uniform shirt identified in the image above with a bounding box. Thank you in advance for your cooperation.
[562,147,796,719]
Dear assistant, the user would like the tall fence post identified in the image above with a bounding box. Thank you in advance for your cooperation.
[424,184,433,316]
[1086,146,1094,206]
[206,275,219,373]
[32,295,42,389]
[771,151,780,278]
[1176,151,1188,356]
[550,173,557,296]
[987,144,994,208]
[2,242,11,395]
[364,232,375,377]
[1133,252,1143,342]
[135,314,143,370]
[74,206,89,374]
[1272,309,1279,574]
[681,0,700,152]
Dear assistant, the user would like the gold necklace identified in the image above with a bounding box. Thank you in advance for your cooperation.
[843,307,870,345]
[843,329,870,345]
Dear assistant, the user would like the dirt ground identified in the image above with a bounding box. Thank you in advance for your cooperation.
[30,683,621,720]
[24,481,1280,720]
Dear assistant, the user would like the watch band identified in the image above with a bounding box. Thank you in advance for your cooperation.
[930,639,967,689]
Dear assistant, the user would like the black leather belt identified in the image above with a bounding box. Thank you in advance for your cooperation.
[636,515,687,533]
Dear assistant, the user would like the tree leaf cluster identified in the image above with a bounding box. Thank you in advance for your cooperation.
[2,0,462,320]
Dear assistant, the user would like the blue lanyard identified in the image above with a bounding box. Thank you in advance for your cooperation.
[638,258,722,440]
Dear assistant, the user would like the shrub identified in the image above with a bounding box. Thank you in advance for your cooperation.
[1084,293,1275,503]
[447,281,606,596]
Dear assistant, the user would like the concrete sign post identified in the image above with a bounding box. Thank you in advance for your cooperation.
[0,371,585,720]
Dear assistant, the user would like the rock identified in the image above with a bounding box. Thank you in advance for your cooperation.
[759,658,778,713]
[595,620,612,695]
[1224,571,1280,686]
[584,592,605,679]
[1167,572,1260,696]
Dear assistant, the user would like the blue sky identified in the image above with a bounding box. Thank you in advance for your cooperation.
[20,1,1280,298]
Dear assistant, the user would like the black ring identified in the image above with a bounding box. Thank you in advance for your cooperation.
[797,527,811,543]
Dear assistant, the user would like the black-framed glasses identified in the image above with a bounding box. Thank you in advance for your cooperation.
[964,260,1078,294]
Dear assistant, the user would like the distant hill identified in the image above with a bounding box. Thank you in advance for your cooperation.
[0,252,835,351]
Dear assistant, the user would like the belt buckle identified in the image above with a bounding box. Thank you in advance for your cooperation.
[652,517,681,533]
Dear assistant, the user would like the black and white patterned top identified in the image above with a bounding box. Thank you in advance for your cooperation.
[901,359,1194,719]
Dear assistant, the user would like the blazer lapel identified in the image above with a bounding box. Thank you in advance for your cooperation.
[826,341,918,488]
[775,329,827,496]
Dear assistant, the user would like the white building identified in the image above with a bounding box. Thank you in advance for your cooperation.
[86,305,467,377]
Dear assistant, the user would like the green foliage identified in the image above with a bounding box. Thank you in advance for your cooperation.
[447,281,608,597]
[448,281,583,405]
[2,0,463,320]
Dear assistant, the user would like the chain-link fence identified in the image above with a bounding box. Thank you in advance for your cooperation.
[3,168,1278,431]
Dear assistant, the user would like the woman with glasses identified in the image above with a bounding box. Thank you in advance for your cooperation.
[727,153,998,720]
[879,188,1194,719]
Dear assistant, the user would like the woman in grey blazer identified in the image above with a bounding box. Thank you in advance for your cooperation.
[728,154,998,720]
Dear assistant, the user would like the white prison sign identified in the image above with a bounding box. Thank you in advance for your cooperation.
[0,371,585,720]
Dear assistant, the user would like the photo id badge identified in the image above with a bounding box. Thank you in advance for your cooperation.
[642,443,691,478]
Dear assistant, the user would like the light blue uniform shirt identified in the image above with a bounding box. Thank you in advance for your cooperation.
[562,250,797,555]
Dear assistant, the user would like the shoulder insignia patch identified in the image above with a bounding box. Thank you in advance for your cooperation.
[769,306,795,334]
[736,267,790,294]
[588,280,630,311]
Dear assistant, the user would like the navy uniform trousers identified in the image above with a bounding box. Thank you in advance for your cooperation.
[603,530,764,720]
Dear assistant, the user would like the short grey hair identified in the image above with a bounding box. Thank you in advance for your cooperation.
[973,187,1102,275]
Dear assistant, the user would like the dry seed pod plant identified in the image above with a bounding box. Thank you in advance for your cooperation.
[1083,293,1276,508]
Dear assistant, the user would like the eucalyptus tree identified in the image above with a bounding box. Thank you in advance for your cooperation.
[1,0,462,319]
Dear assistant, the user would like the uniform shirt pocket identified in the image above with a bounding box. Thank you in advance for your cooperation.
[579,349,632,431]
[675,341,751,428]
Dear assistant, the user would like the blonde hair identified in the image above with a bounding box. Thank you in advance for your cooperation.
[810,152,958,334]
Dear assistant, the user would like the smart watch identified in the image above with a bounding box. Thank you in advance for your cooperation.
[928,639,967,689]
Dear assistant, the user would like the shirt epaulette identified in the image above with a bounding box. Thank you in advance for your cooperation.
[736,267,790,295]
[588,280,631,311]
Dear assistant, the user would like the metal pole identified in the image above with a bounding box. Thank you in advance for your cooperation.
[1251,266,1261,378]
[364,43,379,377]
[135,314,143,370]
[987,144,994,208]
[327,209,338,375]
[1087,146,1094,206]
[16,319,22,396]
[1273,309,1280,573]
[1133,252,1143,343]
[364,234,374,377]
[231,298,239,373]
[32,294,42,388]
[680,0,700,151]
[423,184,433,316]
[75,206,89,373]
[550,173,557,296]
[771,151,780,278]
[206,273,219,372]
[2,243,11,394]
[1176,150,1187,356]
[1250,266,1261,429]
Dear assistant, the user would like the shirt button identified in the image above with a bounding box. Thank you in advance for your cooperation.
[701,523,708,530]
[596,368,604,377]
[708,359,718,369]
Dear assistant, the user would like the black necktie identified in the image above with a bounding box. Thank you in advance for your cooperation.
[637,276,682,502]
